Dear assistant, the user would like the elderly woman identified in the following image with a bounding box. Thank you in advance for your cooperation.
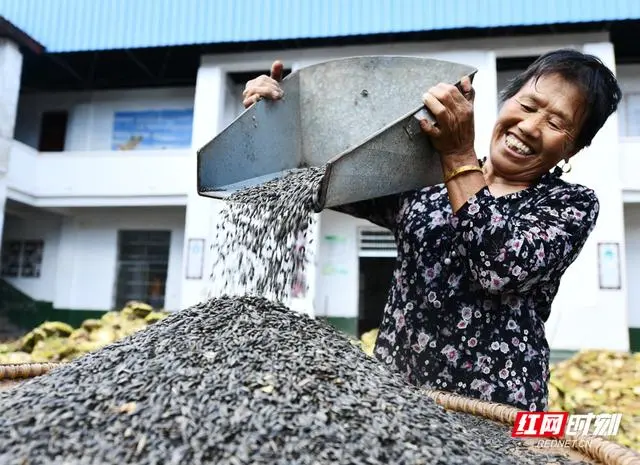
[242,49,622,411]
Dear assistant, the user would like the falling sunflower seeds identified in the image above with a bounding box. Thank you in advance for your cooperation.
[208,166,326,303]
[0,296,593,465]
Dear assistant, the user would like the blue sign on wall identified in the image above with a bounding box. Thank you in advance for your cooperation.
[111,108,194,150]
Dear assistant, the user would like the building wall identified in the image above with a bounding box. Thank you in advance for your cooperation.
[624,204,640,350]
[4,31,636,352]
[2,210,62,301]
[0,39,23,252]
[6,86,195,208]
[3,206,185,313]
[597,63,639,351]
[221,78,245,129]
[496,65,639,352]
[314,210,373,321]
[14,87,195,151]
[617,64,640,139]
[495,42,630,351]
[7,141,191,207]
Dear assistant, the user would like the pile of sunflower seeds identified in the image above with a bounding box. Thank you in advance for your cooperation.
[208,166,326,303]
[0,296,591,465]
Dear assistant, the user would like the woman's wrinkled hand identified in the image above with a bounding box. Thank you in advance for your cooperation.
[242,60,285,108]
[419,75,476,158]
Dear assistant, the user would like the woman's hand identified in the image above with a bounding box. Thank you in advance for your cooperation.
[242,61,285,108]
[419,75,475,158]
[420,76,486,213]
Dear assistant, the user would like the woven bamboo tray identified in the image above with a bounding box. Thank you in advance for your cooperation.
[1,363,638,465]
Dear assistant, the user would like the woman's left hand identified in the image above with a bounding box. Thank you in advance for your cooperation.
[419,75,476,158]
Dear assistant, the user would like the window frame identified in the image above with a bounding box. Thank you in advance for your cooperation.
[113,230,172,310]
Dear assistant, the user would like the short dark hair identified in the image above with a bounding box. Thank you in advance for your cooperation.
[499,49,622,150]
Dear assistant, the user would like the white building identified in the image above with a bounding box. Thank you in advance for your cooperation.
[0,1,639,355]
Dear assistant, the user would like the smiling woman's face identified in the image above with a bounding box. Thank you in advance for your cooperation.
[489,73,587,183]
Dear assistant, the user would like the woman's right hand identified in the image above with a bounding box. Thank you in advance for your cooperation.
[242,60,285,108]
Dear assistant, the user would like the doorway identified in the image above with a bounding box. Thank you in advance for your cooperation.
[357,226,397,336]
[358,256,396,336]
[113,230,172,310]
[38,110,68,152]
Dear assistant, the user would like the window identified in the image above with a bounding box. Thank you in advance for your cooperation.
[620,93,640,138]
[358,227,397,258]
[1,240,44,278]
[114,230,171,310]
[38,111,68,151]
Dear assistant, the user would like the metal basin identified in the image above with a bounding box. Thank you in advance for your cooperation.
[197,55,477,211]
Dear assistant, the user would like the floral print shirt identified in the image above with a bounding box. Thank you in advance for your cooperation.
[334,167,599,411]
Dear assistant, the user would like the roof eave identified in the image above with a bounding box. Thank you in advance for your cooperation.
[0,16,45,54]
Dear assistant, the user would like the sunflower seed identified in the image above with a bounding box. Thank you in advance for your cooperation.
[0,296,593,465]
[207,166,326,303]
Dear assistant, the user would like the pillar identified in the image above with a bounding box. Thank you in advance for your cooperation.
[180,59,226,308]
[0,39,23,252]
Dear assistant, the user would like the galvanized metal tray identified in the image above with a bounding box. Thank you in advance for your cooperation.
[197,55,477,211]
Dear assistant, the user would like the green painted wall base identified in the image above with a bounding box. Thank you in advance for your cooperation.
[7,300,107,331]
[318,317,358,337]
[1,278,107,332]
[549,349,577,364]
[3,279,640,351]
[629,327,640,353]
